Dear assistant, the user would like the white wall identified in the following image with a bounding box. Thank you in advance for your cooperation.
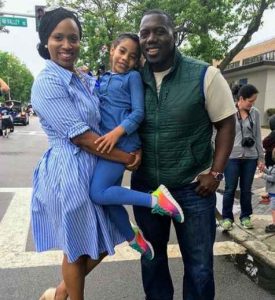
[224,69,269,125]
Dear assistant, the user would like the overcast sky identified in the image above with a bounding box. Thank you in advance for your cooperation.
[0,0,275,77]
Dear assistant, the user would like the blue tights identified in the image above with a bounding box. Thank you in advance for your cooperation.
[90,158,152,241]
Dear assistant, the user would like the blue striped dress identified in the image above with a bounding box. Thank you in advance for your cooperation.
[31,60,125,263]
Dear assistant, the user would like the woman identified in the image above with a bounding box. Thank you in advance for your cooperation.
[221,84,265,231]
[32,7,140,300]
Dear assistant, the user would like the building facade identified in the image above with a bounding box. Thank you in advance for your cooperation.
[222,38,275,125]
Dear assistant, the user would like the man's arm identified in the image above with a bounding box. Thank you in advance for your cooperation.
[195,114,235,197]
[212,114,236,173]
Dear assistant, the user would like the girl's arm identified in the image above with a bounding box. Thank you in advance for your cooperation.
[94,71,144,153]
[120,71,144,134]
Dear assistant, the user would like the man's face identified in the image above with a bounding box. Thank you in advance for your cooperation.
[139,14,175,72]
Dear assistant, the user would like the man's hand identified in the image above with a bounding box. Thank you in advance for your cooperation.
[95,126,125,153]
[126,149,142,171]
[195,173,220,197]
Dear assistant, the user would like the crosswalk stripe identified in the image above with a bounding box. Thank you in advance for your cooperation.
[13,130,46,136]
[0,188,246,269]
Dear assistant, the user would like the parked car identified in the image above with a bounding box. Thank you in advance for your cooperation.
[5,100,29,125]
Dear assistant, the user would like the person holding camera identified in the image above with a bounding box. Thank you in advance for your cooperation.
[221,84,265,231]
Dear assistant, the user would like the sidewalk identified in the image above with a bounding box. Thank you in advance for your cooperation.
[217,128,275,269]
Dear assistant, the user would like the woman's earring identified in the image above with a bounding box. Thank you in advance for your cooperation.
[45,45,48,48]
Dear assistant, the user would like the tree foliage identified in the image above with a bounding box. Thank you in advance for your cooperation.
[0,51,34,104]
[49,0,275,71]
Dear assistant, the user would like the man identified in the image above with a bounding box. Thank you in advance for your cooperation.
[131,9,236,300]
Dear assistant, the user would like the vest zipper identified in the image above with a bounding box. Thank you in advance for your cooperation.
[155,104,160,186]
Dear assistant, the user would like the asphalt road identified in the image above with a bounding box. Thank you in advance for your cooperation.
[0,116,274,300]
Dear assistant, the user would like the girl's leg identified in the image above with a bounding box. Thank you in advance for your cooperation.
[104,205,154,260]
[90,159,184,223]
[57,253,107,300]
[90,159,152,207]
[106,205,135,241]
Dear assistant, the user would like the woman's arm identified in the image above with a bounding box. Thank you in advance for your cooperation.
[32,74,136,166]
[253,109,265,170]
[72,130,135,165]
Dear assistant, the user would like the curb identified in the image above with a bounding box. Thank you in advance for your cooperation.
[226,221,275,269]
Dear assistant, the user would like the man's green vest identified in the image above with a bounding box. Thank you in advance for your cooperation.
[136,49,213,189]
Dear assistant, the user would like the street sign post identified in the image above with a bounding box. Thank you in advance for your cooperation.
[0,16,27,27]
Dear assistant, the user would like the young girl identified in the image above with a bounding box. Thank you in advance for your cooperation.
[257,115,275,232]
[257,161,275,233]
[90,33,184,260]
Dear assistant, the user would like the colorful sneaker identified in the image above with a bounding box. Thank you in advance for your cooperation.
[151,184,184,223]
[241,217,254,229]
[220,219,233,231]
[130,225,154,260]
[265,224,275,233]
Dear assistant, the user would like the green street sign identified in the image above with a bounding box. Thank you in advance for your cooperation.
[0,16,27,27]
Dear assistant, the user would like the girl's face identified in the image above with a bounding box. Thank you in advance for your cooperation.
[238,93,257,111]
[110,38,139,73]
[47,18,80,71]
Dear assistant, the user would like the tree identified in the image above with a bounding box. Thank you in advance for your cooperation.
[131,0,275,71]
[49,0,275,71]
[0,51,34,104]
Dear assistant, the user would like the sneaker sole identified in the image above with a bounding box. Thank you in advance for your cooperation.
[222,226,233,231]
[241,224,254,229]
[159,184,184,223]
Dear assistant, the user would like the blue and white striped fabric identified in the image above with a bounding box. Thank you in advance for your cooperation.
[31,60,125,263]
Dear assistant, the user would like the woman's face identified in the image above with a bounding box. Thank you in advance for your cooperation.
[238,93,257,111]
[47,18,80,71]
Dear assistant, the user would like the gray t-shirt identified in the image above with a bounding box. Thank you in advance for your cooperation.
[229,106,264,160]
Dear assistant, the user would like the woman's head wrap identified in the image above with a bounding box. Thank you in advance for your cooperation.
[37,7,82,59]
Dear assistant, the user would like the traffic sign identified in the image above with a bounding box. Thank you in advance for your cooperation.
[0,16,27,27]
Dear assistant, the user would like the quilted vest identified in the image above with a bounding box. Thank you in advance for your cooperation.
[136,49,213,189]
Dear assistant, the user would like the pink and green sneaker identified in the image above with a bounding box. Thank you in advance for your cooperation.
[130,225,154,260]
[151,184,184,223]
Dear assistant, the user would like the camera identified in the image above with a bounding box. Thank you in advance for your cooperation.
[241,137,255,148]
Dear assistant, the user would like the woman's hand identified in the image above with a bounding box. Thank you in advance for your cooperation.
[257,161,265,172]
[126,149,142,171]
